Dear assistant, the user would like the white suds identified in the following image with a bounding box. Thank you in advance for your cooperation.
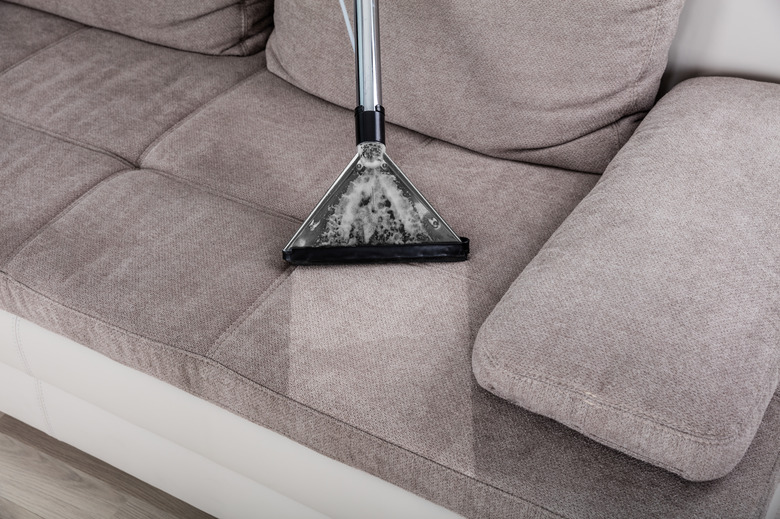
[317,145,430,246]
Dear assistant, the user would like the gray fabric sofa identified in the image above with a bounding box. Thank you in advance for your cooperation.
[1,1,779,517]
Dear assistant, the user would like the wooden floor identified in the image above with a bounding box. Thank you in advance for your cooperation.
[0,412,214,519]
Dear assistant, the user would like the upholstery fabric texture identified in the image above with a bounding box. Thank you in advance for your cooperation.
[0,28,265,163]
[6,0,273,55]
[0,2,82,72]
[473,77,780,482]
[267,0,684,173]
[2,3,780,517]
[0,119,126,265]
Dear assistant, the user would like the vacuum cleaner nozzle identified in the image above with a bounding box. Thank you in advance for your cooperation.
[282,0,467,265]
[283,142,468,265]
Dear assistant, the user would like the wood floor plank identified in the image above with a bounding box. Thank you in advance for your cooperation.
[0,429,125,519]
[0,495,45,519]
[0,415,213,519]
[111,495,185,519]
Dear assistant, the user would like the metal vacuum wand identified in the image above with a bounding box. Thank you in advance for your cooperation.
[354,0,385,145]
[281,0,468,265]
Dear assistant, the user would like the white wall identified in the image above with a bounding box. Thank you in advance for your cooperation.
[665,0,780,89]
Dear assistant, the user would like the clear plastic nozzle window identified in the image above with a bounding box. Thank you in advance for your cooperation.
[286,142,461,250]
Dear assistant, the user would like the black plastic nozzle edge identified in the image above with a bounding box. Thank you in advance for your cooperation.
[283,238,469,265]
[355,105,385,145]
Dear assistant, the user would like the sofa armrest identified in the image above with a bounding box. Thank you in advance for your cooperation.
[472,77,780,481]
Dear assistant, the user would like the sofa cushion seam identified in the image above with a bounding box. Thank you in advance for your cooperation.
[144,168,301,224]
[0,273,567,519]
[478,341,746,445]
[0,26,87,80]
[0,112,135,168]
[238,0,249,56]
[205,266,294,358]
[568,418,697,480]
[409,263,505,304]
[1,169,133,272]
[629,4,663,116]
[480,342,744,444]
[610,121,622,158]
[207,367,564,519]
[137,67,266,165]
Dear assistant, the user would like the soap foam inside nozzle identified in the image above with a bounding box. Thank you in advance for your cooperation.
[290,142,460,249]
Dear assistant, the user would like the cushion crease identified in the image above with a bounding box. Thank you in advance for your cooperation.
[0,111,135,168]
[144,168,301,224]
[0,168,134,272]
[205,265,295,358]
[136,65,267,165]
[0,25,86,78]
[478,343,747,444]
[629,5,664,116]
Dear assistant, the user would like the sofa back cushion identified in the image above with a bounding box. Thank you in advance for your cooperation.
[7,0,273,56]
[266,0,683,173]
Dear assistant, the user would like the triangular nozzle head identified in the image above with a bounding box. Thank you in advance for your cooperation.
[283,142,468,265]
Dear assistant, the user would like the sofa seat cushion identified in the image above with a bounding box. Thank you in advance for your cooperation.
[2,21,780,512]
[473,77,780,482]
[6,0,273,56]
[2,169,297,357]
[0,26,265,164]
[267,0,683,173]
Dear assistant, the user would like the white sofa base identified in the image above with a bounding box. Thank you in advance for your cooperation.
[2,308,779,519]
[0,308,462,519]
